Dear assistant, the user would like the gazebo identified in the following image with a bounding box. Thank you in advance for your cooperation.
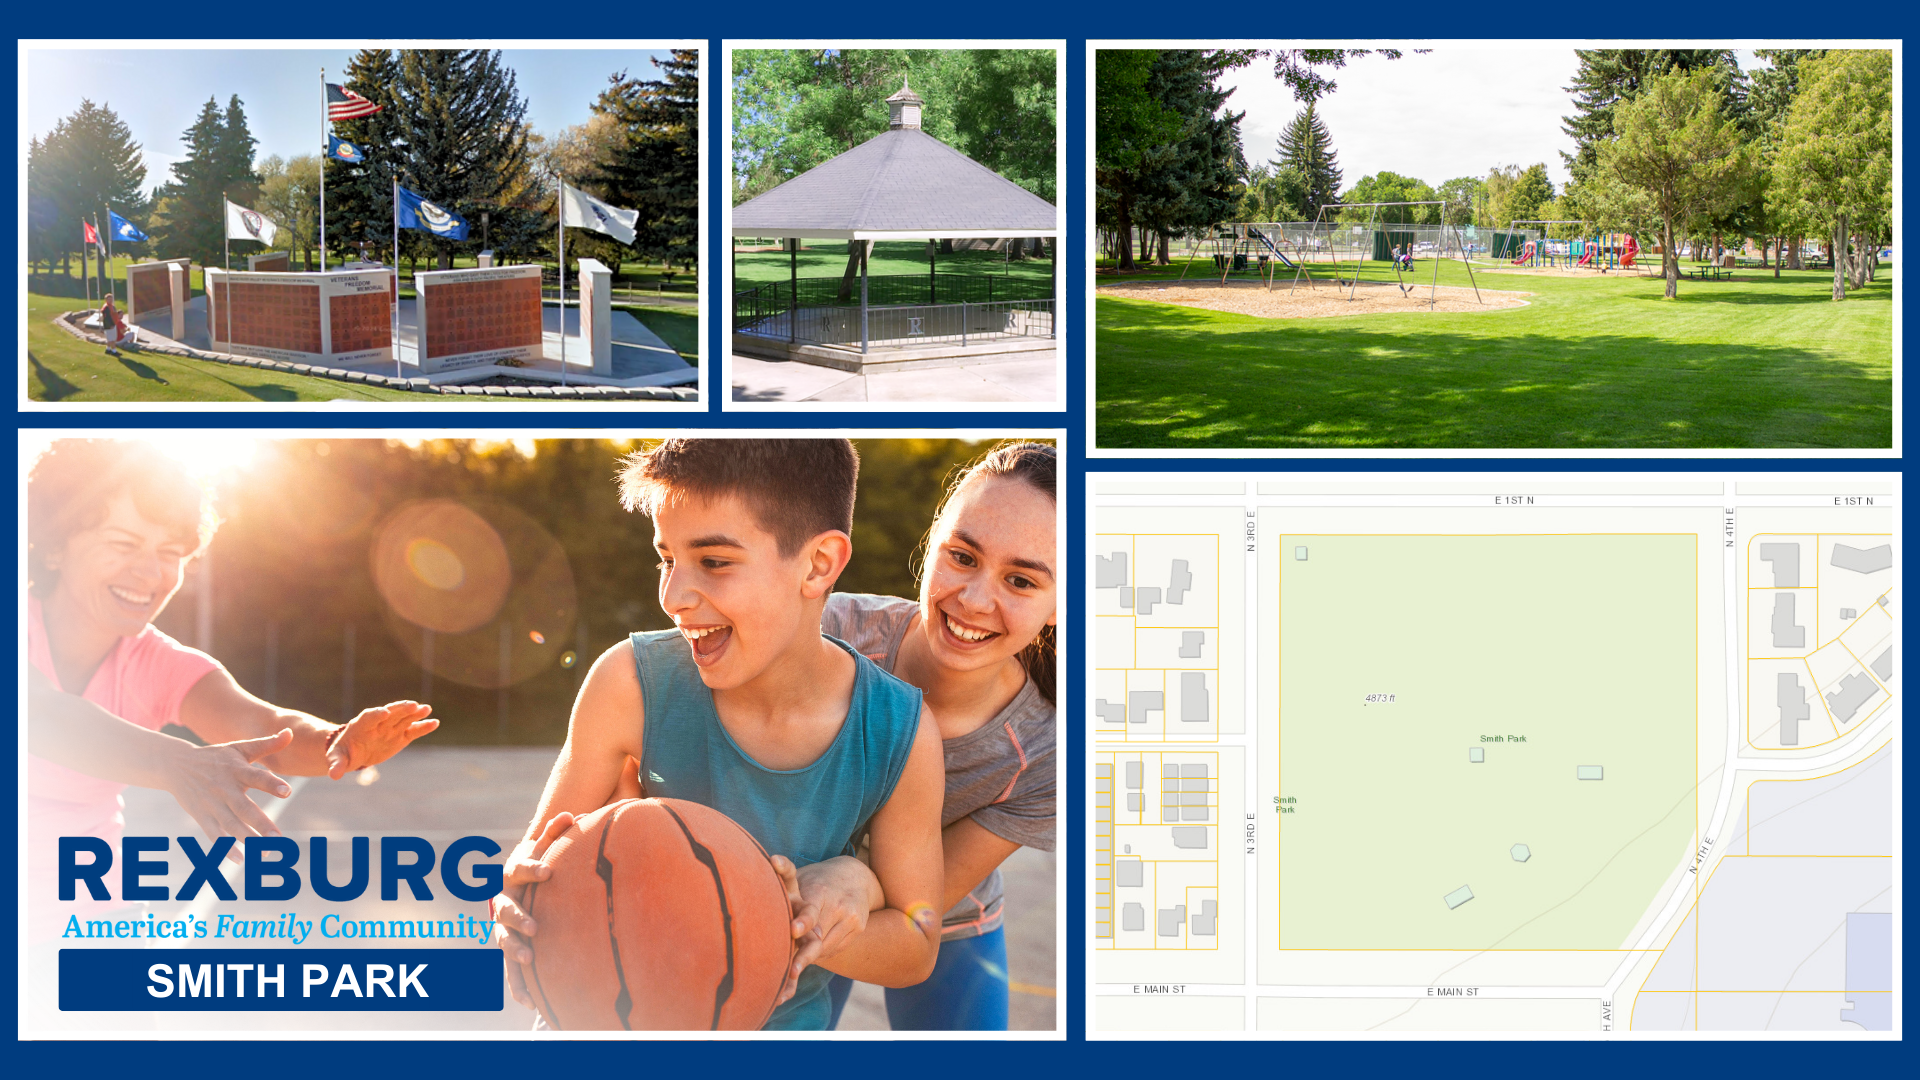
[731,80,1058,364]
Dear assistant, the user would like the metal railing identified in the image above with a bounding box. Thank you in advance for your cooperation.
[733,272,1051,324]
[739,297,1054,349]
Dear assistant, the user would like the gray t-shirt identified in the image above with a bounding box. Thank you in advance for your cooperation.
[821,592,1056,941]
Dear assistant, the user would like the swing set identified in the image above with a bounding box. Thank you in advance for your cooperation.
[1177,223,1302,286]
[1286,200,1483,310]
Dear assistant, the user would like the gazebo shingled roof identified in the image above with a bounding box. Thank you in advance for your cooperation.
[731,79,1057,240]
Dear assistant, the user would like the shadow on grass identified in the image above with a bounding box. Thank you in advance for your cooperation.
[27,353,81,401]
[1094,303,1892,450]
[27,275,99,301]
[1659,283,1894,306]
[115,354,169,385]
[231,382,302,402]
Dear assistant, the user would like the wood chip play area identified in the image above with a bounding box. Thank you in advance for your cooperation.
[1097,277,1531,319]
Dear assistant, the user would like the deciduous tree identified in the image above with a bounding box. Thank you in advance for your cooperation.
[1599,69,1755,298]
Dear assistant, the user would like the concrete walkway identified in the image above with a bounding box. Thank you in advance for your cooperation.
[731,350,1057,404]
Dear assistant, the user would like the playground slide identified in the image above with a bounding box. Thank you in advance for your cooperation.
[1620,237,1638,268]
[1246,226,1296,269]
[1577,245,1595,268]
[1512,241,1534,264]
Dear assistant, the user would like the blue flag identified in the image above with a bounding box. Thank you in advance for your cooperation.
[395,185,468,241]
[108,210,147,242]
[327,135,367,164]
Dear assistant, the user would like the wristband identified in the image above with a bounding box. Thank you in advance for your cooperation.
[323,726,360,771]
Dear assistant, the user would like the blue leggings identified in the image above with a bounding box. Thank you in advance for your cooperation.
[826,927,1008,1031]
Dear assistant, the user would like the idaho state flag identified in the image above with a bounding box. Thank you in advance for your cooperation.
[328,135,367,164]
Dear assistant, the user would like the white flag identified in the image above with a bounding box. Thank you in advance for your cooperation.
[224,199,280,246]
[559,184,639,246]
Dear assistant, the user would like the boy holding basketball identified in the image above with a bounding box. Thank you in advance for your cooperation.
[493,439,945,1031]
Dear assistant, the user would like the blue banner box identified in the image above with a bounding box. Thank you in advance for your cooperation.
[61,949,504,1011]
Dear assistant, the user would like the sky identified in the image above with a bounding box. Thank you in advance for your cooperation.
[26,46,678,196]
[1222,48,1764,193]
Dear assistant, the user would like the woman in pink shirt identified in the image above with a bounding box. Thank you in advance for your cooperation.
[25,439,439,938]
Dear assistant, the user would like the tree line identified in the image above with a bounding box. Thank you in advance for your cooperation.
[26,49,702,283]
[1093,48,1892,301]
[148,438,1001,747]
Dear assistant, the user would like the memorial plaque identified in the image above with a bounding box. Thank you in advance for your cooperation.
[329,290,392,354]
[416,265,544,370]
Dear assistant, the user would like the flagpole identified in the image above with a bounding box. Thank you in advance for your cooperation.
[558,174,567,387]
[222,196,233,353]
[101,210,114,307]
[319,68,328,273]
[393,174,402,380]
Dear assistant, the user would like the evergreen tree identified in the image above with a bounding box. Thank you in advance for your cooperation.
[325,49,407,264]
[154,97,234,266]
[325,49,530,270]
[27,100,147,274]
[1094,49,1254,271]
[1275,101,1342,221]
[390,50,531,269]
[1561,49,1743,190]
[1129,51,1246,266]
[592,49,701,272]
[218,95,261,208]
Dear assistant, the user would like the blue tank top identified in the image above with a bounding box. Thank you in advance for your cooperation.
[630,629,923,1031]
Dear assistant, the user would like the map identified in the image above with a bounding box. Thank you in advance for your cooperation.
[1087,476,1898,1037]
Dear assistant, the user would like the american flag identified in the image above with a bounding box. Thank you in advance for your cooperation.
[326,83,382,121]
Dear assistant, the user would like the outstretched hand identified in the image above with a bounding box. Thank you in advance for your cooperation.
[326,700,437,780]
[162,727,296,852]
[491,811,576,1012]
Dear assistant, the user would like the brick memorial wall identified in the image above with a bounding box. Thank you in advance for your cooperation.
[126,258,192,319]
[328,290,393,354]
[248,252,292,272]
[129,266,170,314]
[206,268,393,364]
[227,280,324,354]
[416,265,544,372]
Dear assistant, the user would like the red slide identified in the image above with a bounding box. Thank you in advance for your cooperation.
[1577,245,1595,268]
[1512,240,1534,264]
[1620,236,1639,268]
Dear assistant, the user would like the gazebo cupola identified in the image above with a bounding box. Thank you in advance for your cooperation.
[886,79,925,130]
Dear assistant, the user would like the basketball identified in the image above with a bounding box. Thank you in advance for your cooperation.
[522,798,795,1030]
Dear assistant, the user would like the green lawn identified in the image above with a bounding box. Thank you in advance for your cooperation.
[620,304,698,363]
[1095,259,1893,449]
[25,293,431,403]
